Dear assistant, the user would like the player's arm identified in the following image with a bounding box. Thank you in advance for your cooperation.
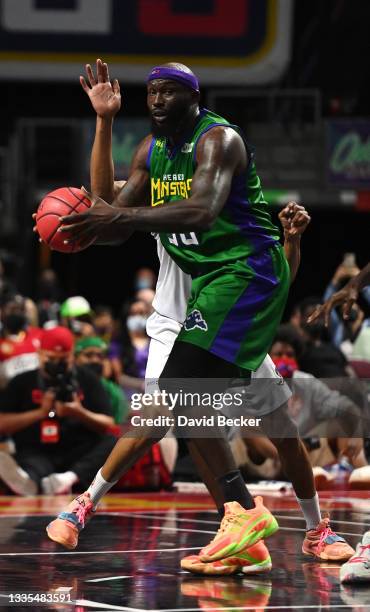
[279,203,311,284]
[59,126,244,244]
[112,126,244,230]
[80,59,121,203]
[83,60,151,207]
[81,59,151,245]
[308,262,370,326]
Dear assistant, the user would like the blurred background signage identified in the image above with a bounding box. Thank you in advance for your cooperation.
[0,0,292,84]
[326,120,370,187]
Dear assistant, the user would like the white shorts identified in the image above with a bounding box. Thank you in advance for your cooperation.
[145,311,291,414]
[145,311,181,391]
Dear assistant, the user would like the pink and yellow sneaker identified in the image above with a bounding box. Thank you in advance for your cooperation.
[302,516,355,561]
[199,497,278,562]
[181,540,272,576]
[46,492,94,549]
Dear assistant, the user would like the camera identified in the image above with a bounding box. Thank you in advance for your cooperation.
[44,361,79,402]
[52,371,79,402]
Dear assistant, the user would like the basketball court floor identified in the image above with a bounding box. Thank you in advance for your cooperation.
[1,490,370,611]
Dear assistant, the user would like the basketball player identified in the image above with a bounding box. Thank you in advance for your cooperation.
[46,61,353,569]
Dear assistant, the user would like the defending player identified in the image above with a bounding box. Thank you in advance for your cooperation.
[46,61,353,568]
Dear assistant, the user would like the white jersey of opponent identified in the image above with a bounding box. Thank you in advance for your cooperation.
[145,236,291,413]
[151,236,191,323]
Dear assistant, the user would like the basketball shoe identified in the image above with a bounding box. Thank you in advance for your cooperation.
[340,531,370,583]
[181,540,272,575]
[46,492,94,549]
[302,516,354,561]
[199,497,278,562]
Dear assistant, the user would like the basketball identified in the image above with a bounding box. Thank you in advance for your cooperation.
[35,187,93,253]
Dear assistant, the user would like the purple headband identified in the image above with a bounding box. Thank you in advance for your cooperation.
[147,66,200,92]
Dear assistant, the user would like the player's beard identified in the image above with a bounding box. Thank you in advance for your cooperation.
[151,101,193,139]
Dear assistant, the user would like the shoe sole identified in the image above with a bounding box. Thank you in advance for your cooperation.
[340,572,370,584]
[45,525,77,550]
[242,559,272,574]
[302,548,354,561]
[200,514,279,562]
[181,558,272,576]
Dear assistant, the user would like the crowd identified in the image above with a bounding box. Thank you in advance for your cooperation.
[0,254,369,497]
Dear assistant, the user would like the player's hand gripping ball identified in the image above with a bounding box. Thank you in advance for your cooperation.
[35,187,94,253]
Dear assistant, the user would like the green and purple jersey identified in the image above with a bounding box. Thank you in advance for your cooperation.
[147,109,290,370]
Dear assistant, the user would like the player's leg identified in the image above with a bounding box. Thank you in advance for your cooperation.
[145,312,179,474]
[262,400,354,561]
[159,341,278,564]
[146,313,258,517]
[46,315,181,549]
[46,398,171,548]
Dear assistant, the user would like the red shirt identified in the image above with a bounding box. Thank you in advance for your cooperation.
[0,327,42,380]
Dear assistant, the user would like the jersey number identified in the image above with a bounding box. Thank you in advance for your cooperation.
[168,232,199,247]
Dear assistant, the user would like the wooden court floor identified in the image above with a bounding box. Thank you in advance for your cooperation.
[1,490,370,611]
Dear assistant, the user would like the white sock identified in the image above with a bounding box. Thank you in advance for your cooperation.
[296,493,322,531]
[87,469,117,508]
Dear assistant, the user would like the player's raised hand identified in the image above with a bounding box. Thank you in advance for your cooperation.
[307,284,359,327]
[80,58,121,119]
[279,202,311,238]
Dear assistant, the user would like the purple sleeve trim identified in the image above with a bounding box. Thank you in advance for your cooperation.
[146,137,155,170]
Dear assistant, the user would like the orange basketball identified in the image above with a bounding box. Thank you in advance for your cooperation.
[36,187,93,253]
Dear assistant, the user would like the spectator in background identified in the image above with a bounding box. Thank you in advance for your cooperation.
[294,296,350,378]
[119,299,150,396]
[24,297,39,329]
[0,326,116,496]
[133,268,156,314]
[135,288,155,313]
[296,296,366,409]
[308,261,370,365]
[93,305,123,384]
[134,267,156,292]
[322,257,369,356]
[270,324,367,486]
[36,268,63,328]
[0,293,42,388]
[232,324,367,488]
[74,336,129,425]
[60,296,95,338]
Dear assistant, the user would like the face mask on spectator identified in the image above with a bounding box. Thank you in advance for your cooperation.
[44,359,68,379]
[272,356,298,378]
[127,315,147,332]
[135,278,152,291]
[3,313,27,334]
[85,362,103,377]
